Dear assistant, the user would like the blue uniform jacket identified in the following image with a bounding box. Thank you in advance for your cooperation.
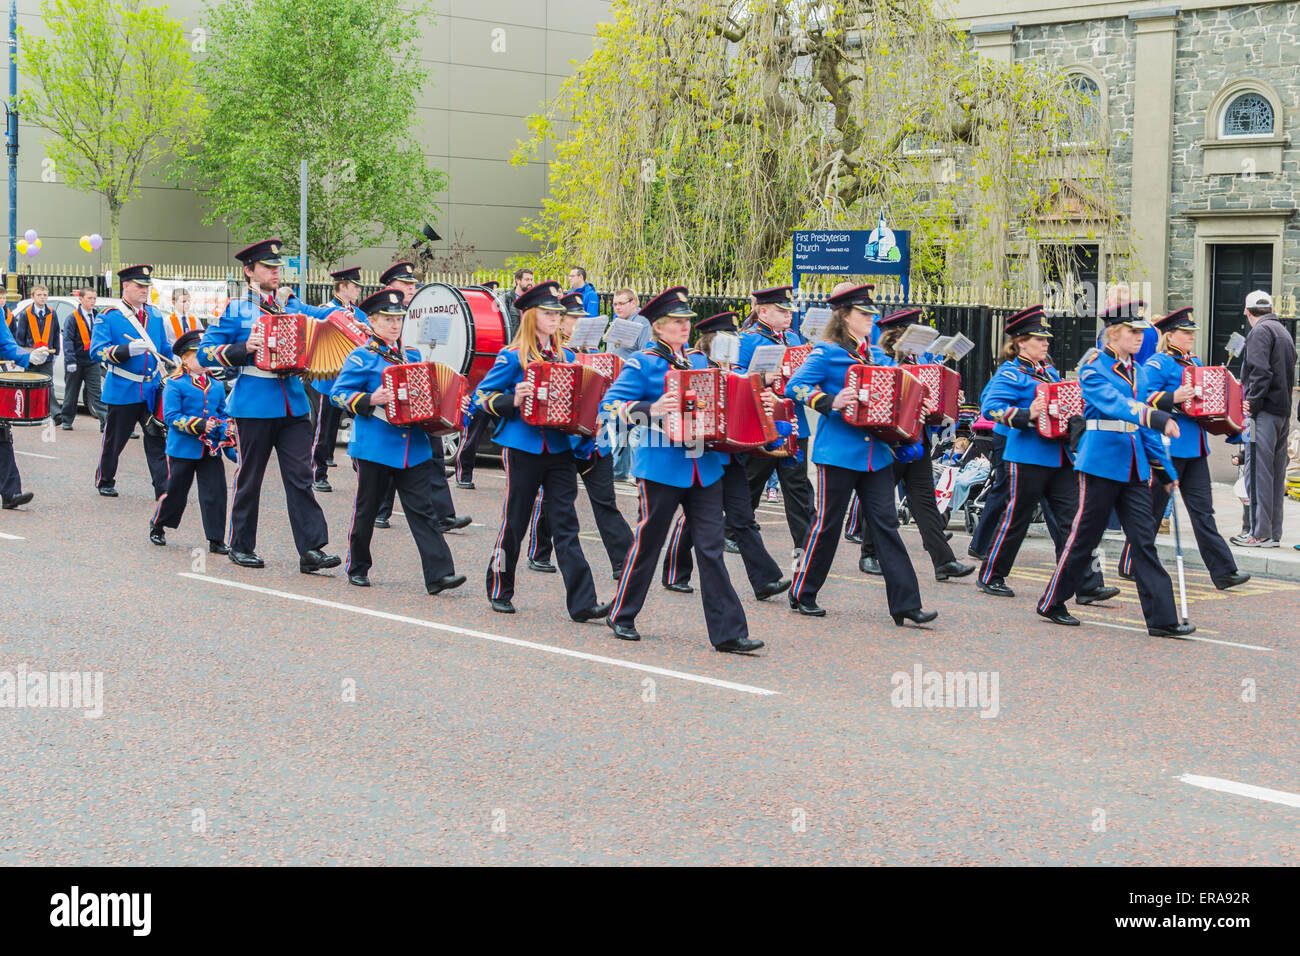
[90,302,174,407]
[0,319,34,368]
[981,358,1070,467]
[331,342,434,470]
[199,292,337,419]
[785,340,895,473]
[599,343,726,488]
[1141,349,1209,459]
[310,299,367,396]
[472,344,584,455]
[740,320,810,437]
[162,372,232,460]
[1073,347,1176,483]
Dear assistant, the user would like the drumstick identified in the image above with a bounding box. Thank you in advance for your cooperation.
[125,334,181,373]
[1162,435,1189,624]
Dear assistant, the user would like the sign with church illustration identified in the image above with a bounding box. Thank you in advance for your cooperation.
[792,214,911,297]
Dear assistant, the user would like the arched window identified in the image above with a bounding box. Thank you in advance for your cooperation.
[1064,73,1102,144]
[1221,92,1275,137]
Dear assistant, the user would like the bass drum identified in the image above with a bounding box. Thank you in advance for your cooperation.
[405,283,517,458]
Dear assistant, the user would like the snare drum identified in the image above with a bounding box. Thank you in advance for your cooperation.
[405,284,517,390]
[0,370,53,425]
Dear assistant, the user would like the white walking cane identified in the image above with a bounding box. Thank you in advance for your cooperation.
[1162,435,1189,623]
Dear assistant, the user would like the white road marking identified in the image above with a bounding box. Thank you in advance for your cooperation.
[1076,619,1270,651]
[181,572,779,696]
[15,450,58,460]
[1177,774,1300,809]
[0,531,26,540]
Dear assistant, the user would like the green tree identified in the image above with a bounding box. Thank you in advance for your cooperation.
[184,0,446,267]
[513,0,1126,288]
[16,0,206,274]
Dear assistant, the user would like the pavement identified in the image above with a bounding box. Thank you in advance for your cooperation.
[1,421,1297,865]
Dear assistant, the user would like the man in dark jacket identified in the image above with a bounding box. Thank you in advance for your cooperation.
[57,287,107,430]
[1233,290,1296,547]
[12,284,59,380]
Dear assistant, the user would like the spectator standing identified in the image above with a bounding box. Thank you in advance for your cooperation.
[57,287,107,431]
[567,266,600,316]
[12,284,59,379]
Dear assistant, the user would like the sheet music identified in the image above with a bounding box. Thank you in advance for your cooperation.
[710,333,741,367]
[420,313,453,346]
[800,307,832,342]
[894,323,940,357]
[747,344,785,375]
[569,317,608,350]
[947,333,975,361]
[1225,331,1246,358]
[605,318,643,350]
[931,335,954,357]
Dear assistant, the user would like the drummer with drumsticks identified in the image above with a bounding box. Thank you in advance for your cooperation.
[0,317,53,509]
[199,239,344,573]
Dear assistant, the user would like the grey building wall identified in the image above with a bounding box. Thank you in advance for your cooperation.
[4,0,610,272]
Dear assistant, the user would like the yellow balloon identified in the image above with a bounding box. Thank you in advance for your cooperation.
[79,236,93,253]
[15,240,26,255]
[34,239,42,250]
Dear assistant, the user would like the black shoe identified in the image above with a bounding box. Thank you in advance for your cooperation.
[1076,585,1120,605]
[1,492,33,509]
[892,608,938,627]
[844,532,863,545]
[1213,571,1251,591]
[788,596,825,616]
[445,467,455,478]
[52,414,63,425]
[427,574,467,595]
[455,480,475,490]
[228,550,264,568]
[129,432,140,440]
[571,601,613,623]
[1116,569,1135,581]
[208,540,230,555]
[373,517,391,529]
[1037,605,1080,626]
[859,556,883,575]
[715,637,764,654]
[723,538,740,554]
[325,458,337,467]
[754,578,791,601]
[977,578,1015,598]
[438,514,472,532]
[148,525,166,546]
[663,581,693,593]
[490,598,516,614]
[966,546,985,560]
[607,619,641,641]
[528,558,557,573]
[312,479,331,493]
[1149,622,1196,638]
[97,486,118,497]
[943,531,953,541]
[61,423,72,431]
[348,573,371,587]
[300,549,342,573]
[934,560,974,581]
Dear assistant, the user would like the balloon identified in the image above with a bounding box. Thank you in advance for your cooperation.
[15,239,26,255]
[26,244,39,257]
[89,234,103,251]
[33,238,41,250]
[23,229,37,243]
[79,236,93,253]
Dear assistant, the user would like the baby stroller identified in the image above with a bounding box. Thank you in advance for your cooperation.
[959,409,997,534]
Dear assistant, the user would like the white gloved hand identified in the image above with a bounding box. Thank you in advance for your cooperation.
[127,339,149,356]
[28,347,50,364]
[66,363,77,373]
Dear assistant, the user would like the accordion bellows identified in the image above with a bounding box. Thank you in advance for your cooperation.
[380,361,468,437]
[841,364,925,443]
[574,352,624,381]
[522,361,607,436]
[1035,380,1083,439]
[907,363,960,425]
[253,311,372,379]
[1182,365,1244,436]
[773,344,814,397]
[663,368,777,452]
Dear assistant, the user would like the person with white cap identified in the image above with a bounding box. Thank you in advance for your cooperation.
[1233,290,1295,548]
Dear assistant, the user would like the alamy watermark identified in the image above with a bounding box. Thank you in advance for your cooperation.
[890,663,999,718]
[0,665,103,719]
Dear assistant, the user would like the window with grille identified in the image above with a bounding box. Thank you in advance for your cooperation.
[1222,92,1274,137]
[1060,74,1102,145]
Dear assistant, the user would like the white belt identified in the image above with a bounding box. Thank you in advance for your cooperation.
[107,366,158,384]
[1085,419,1137,433]
[240,366,282,379]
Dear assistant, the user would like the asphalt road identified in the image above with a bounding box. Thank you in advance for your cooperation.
[1,423,1296,865]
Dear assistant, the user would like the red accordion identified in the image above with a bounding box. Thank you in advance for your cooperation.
[753,397,798,459]
[521,362,607,437]
[1035,380,1084,440]
[574,352,624,381]
[253,313,309,372]
[772,344,814,397]
[663,369,777,452]
[380,361,468,437]
[906,363,960,425]
[1181,365,1244,436]
[841,365,925,443]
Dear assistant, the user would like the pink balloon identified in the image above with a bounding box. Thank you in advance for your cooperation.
[89,234,103,251]
[26,244,39,256]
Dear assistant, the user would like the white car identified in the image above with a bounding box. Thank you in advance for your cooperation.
[10,295,124,408]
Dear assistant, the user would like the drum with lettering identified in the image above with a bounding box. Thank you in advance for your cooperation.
[0,370,54,425]
[405,283,518,390]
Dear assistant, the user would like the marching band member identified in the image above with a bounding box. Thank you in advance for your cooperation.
[855,307,974,583]
[967,375,1015,561]
[977,305,1120,602]
[0,320,51,509]
[1036,304,1195,637]
[372,260,470,534]
[149,330,234,551]
[1116,307,1249,591]
[600,288,763,652]
[737,286,814,565]
[474,280,611,621]
[330,288,466,594]
[91,264,172,499]
[659,310,790,601]
[785,284,936,625]
[310,266,366,494]
[525,291,634,579]
[199,239,342,572]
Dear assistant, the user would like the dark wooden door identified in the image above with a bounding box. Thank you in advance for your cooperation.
[1041,244,1099,373]
[1210,244,1272,367]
